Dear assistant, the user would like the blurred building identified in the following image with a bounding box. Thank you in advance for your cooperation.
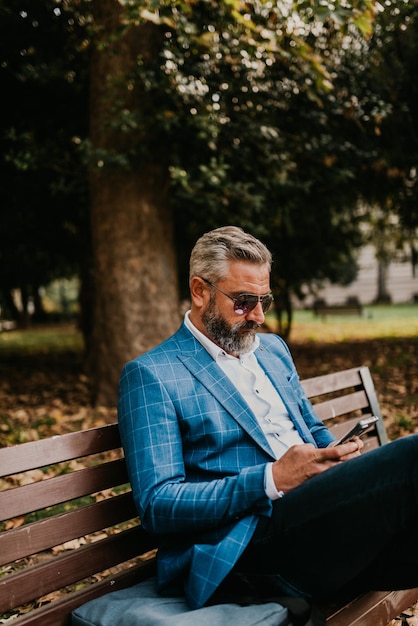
[304,245,418,307]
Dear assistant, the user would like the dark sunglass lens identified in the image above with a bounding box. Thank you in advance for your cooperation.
[261,295,273,312]
[233,294,273,314]
[234,296,258,314]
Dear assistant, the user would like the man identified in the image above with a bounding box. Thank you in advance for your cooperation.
[118,226,418,613]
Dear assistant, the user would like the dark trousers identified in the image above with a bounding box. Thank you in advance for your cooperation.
[221,434,418,603]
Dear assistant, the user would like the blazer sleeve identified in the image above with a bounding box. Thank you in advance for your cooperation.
[118,358,272,536]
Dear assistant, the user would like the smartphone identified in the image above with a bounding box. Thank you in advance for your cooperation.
[335,415,379,446]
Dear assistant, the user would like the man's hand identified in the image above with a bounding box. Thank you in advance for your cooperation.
[272,438,362,494]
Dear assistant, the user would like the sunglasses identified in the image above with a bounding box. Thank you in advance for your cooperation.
[200,277,274,315]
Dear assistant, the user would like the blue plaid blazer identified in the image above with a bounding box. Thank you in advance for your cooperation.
[118,323,333,609]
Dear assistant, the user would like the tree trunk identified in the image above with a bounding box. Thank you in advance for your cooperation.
[88,0,180,405]
[376,259,391,303]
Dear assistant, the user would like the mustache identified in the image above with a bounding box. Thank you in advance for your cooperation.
[238,321,261,331]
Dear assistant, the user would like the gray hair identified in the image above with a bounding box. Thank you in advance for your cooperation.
[189,226,272,284]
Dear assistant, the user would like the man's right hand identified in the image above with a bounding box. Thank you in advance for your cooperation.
[271,441,360,494]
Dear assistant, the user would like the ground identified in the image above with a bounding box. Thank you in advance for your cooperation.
[1,335,417,445]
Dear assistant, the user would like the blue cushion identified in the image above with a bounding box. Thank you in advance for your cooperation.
[71,577,289,626]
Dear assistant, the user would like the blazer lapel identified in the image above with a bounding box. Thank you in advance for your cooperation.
[255,341,315,442]
[175,328,276,458]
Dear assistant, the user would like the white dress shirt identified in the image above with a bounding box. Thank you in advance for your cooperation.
[184,312,304,499]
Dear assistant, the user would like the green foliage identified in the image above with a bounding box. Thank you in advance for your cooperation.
[393,414,414,432]
[116,0,374,309]
[333,1,418,233]
[119,0,418,325]
[1,0,417,335]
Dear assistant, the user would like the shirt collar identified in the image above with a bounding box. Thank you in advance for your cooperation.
[184,310,260,361]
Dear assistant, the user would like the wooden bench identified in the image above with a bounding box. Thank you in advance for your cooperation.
[1,366,417,626]
[313,304,363,319]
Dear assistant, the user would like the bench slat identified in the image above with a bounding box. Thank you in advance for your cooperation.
[313,305,363,318]
[0,492,137,566]
[310,390,370,422]
[325,588,418,625]
[0,459,128,521]
[301,367,363,398]
[0,424,121,478]
[3,560,157,626]
[0,526,154,613]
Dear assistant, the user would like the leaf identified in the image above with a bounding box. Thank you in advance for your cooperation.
[5,517,25,530]
[353,14,374,37]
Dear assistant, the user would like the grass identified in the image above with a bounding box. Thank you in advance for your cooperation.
[0,304,417,353]
[0,322,84,353]
[276,303,418,343]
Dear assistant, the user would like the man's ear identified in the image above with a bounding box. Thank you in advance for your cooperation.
[190,276,207,308]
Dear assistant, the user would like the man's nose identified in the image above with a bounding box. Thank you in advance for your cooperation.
[246,301,265,324]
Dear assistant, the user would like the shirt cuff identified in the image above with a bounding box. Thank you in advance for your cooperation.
[265,462,285,500]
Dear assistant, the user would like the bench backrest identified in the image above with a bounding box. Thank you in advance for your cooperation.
[0,366,385,626]
[301,366,387,451]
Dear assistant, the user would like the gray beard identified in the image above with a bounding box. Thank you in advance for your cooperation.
[201,296,259,356]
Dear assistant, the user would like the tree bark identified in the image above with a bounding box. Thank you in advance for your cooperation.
[88,0,180,405]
